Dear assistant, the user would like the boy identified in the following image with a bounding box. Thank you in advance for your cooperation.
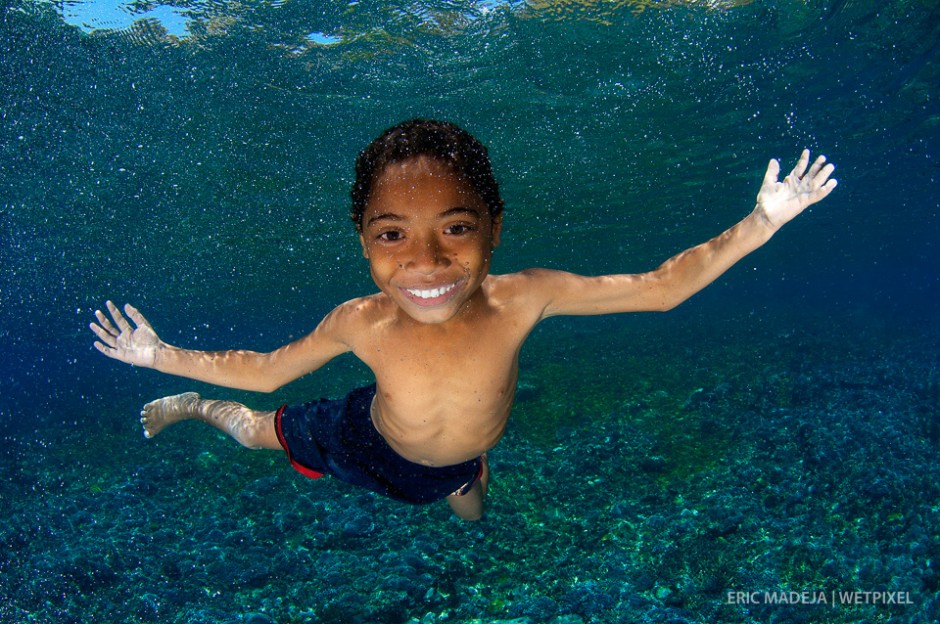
[90,119,837,521]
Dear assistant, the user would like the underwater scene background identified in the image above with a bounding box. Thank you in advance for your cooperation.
[2,0,939,622]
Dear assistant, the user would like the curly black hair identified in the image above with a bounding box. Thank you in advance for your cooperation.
[351,119,504,231]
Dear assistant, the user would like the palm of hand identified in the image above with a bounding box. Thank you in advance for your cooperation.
[756,150,837,230]
[113,324,159,366]
[90,302,160,368]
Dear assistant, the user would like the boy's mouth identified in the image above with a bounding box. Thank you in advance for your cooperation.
[401,281,461,306]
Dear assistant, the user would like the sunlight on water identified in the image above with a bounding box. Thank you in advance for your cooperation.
[48,0,758,42]
[58,0,191,36]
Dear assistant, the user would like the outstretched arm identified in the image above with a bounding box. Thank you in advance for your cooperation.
[90,301,351,392]
[534,150,837,317]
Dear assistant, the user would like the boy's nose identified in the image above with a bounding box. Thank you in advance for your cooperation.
[406,238,449,273]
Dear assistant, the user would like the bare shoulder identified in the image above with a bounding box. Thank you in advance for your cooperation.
[483,269,567,316]
[321,293,393,336]
[264,296,394,371]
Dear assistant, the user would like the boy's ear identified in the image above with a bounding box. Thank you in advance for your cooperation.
[491,215,502,249]
[359,233,370,258]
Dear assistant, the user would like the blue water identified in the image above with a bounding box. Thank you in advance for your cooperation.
[2,0,939,622]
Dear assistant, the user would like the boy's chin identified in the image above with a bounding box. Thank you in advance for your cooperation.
[395,294,469,324]
[400,305,461,325]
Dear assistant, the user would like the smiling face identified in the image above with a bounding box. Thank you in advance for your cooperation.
[359,157,502,325]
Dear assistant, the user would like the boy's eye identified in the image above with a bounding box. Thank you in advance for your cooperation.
[378,231,403,242]
[445,224,474,235]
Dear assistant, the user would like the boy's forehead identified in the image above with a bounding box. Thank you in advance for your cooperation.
[374,156,457,184]
[369,157,485,207]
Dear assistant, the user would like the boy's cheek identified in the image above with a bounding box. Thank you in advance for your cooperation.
[362,244,391,264]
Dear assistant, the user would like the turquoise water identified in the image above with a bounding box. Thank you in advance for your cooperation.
[2,0,939,622]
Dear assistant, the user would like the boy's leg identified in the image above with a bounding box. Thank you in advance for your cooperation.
[140,392,282,450]
[445,454,489,521]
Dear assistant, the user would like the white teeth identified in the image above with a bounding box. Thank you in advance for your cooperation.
[407,283,457,299]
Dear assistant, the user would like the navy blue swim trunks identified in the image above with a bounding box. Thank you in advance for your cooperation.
[274,385,483,504]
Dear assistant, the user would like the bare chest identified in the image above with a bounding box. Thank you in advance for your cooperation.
[351,313,529,463]
[362,319,522,406]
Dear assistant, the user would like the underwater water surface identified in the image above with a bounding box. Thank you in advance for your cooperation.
[1,0,939,622]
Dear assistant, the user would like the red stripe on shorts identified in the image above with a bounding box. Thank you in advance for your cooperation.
[275,405,324,480]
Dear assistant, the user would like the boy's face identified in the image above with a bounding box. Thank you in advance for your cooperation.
[359,157,502,325]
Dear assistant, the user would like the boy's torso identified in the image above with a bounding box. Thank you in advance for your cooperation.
[342,273,542,467]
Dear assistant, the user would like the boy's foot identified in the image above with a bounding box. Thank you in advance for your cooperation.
[141,392,200,438]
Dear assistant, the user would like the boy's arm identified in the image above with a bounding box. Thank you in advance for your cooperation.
[90,300,352,392]
[535,150,837,317]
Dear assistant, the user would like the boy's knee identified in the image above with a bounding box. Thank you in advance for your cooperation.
[446,485,486,521]
[456,509,484,521]
[449,501,484,521]
[235,417,280,450]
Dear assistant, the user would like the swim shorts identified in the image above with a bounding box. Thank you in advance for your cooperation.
[274,384,483,504]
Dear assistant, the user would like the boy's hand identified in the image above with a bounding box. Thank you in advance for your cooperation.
[754,149,837,231]
[90,301,162,368]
